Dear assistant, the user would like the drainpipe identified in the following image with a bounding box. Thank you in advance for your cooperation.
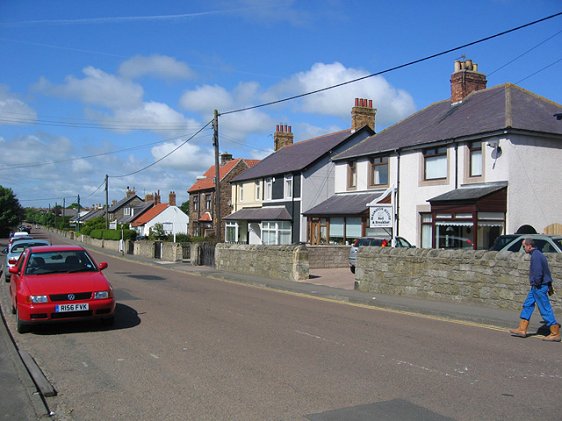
[395,150,401,237]
[454,143,458,189]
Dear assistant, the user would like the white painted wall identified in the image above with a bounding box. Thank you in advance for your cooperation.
[141,206,189,237]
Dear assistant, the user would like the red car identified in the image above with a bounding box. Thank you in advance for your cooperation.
[9,245,115,333]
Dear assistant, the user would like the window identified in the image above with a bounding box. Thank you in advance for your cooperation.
[264,178,273,200]
[347,161,357,189]
[262,221,291,245]
[205,194,212,210]
[225,222,239,243]
[255,181,261,200]
[369,157,389,186]
[469,142,482,177]
[420,213,432,248]
[423,146,447,180]
[239,184,244,202]
[193,196,199,211]
[284,175,293,199]
[123,207,131,216]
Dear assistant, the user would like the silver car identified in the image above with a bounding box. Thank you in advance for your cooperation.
[498,234,562,253]
[349,236,414,273]
[3,238,51,282]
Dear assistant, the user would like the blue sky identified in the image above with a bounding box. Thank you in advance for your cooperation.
[1,0,561,209]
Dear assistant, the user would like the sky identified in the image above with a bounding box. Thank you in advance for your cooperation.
[1,0,561,210]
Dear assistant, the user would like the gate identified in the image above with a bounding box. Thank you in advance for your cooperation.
[153,241,163,259]
[181,243,191,262]
[198,242,215,267]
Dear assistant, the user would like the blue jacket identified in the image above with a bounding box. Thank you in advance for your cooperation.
[529,248,553,287]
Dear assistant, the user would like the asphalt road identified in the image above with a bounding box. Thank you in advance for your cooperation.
[1,231,562,420]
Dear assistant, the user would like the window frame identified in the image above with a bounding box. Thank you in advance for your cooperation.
[368,156,389,187]
[347,161,357,190]
[284,174,293,199]
[423,146,448,181]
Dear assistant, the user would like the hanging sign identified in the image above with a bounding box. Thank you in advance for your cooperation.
[369,205,393,228]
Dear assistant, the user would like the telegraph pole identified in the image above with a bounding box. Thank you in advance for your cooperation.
[213,109,221,240]
[76,194,81,232]
[105,174,109,229]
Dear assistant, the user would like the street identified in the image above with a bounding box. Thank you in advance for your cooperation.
[1,232,562,420]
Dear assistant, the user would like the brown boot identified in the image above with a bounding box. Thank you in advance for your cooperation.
[542,323,561,342]
[509,319,529,338]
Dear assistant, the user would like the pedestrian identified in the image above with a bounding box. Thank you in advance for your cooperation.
[510,238,560,341]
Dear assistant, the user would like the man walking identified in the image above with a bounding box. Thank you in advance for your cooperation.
[510,238,560,342]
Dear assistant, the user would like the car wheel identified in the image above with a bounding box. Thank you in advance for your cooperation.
[16,308,30,334]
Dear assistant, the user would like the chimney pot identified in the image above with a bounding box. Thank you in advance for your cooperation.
[351,97,376,132]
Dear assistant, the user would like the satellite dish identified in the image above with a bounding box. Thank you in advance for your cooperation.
[491,146,502,159]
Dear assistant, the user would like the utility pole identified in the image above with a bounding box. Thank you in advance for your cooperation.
[76,194,81,232]
[213,109,221,240]
[105,174,109,229]
[62,197,66,229]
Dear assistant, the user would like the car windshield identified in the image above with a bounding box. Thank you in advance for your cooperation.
[10,242,48,254]
[25,250,97,275]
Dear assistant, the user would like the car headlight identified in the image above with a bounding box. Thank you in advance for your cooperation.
[94,291,109,299]
[30,295,48,304]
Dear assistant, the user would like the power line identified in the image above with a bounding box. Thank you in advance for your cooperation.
[219,11,562,116]
[108,119,213,178]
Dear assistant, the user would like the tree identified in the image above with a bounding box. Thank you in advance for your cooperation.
[180,200,189,214]
[0,186,24,236]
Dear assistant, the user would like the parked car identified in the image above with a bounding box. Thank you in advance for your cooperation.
[3,238,51,282]
[498,234,562,253]
[489,234,520,251]
[437,235,475,250]
[349,236,414,273]
[8,232,33,249]
[8,245,115,333]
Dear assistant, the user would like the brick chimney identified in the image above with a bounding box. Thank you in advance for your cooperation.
[126,186,136,198]
[274,124,294,151]
[155,190,161,204]
[450,59,487,104]
[220,152,233,165]
[145,193,154,202]
[351,98,376,132]
[169,191,176,206]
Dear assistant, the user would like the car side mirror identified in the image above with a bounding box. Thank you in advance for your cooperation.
[1,248,6,254]
[98,262,108,271]
[9,267,18,275]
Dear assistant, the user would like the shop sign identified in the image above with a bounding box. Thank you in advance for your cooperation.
[369,205,393,228]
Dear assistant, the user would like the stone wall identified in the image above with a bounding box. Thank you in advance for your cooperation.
[215,244,309,281]
[355,247,562,311]
[306,245,350,269]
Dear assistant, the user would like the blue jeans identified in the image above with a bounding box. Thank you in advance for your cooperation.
[519,284,558,327]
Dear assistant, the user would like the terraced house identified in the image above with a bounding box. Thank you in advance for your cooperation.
[305,59,562,248]
[225,99,376,244]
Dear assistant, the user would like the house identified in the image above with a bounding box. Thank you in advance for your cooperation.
[225,99,376,245]
[130,191,189,237]
[187,154,260,240]
[307,58,562,248]
[107,187,144,227]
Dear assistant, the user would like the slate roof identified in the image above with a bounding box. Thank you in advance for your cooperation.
[224,207,292,221]
[428,182,507,202]
[232,126,374,182]
[303,193,382,216]
[334,84,562,160]
[108,194,142,213]
[79,208,106,222]
[188,159,260,193]
[117,201,154,224]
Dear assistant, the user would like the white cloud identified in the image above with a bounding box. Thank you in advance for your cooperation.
[119,55,195,80]
[151,140,214,173]
[35,66,143,109]
[268,62,416,128]
[0,85,37,125]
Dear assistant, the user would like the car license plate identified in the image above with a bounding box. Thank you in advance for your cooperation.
[55,303,89,312]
